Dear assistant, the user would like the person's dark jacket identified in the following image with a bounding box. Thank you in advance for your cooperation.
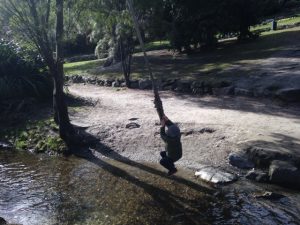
[160,120,182,162]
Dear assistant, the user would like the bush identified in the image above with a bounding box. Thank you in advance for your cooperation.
[0,39,52,100]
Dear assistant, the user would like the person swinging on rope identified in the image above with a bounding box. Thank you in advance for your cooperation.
[160,115,182,176]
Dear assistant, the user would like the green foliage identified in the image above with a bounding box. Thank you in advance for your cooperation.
[0,39,52,100]
[63,34,96,56]
[1,119,67,154]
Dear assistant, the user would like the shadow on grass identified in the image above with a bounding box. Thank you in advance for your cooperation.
[133,29,300,80]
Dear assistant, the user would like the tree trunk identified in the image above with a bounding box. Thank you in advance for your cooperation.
[119,38,132,88]
[54,0,75,147]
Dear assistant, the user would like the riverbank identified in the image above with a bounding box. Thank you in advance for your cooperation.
[68,84,300,171]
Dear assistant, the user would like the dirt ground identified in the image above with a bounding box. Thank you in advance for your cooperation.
[69,84,300,171]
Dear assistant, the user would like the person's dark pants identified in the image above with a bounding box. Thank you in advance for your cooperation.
[160,151,176,171]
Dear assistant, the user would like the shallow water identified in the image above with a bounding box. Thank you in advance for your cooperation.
[0,150,300,225]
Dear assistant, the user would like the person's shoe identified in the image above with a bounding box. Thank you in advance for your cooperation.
[167,168,177,176]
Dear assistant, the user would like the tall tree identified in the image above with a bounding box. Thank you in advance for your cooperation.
[1,0,77,149]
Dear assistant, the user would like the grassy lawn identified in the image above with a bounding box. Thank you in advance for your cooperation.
[135,40,171,52]
[64,59,105,75]
[64,27,300,83]
[251,14,300,32]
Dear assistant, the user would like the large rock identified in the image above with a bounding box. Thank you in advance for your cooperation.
[269,160,300,189]
[139,80,152,90]
[229,152,254,169]
[276,88,300,102]
[195,167,237,184]
[245,146,297,168]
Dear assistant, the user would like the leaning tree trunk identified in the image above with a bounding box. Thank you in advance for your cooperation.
[127,0,164,120]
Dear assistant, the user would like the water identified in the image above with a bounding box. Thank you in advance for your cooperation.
[0,150,300,225]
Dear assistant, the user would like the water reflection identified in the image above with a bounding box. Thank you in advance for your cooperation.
[0,150,300,225]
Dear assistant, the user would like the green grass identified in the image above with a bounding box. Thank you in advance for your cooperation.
[251,14,300,32]
[135,40,171,53]
[64,27,300,84]
[64,59,105,75]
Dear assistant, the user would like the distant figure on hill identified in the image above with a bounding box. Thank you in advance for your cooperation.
[159,115,182,176]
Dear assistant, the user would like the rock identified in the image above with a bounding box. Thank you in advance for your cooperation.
[105,79,114,87]
[96,79,105,86]
[191,81,204,95]
[195,167,237,184]
[162,79,176,90]
[72,75,84,83]
[246,169,269,182]
[125,122,141,129]
[245,146,297,168]
[254,191,285,200]
[276,88,300,102]
[129,118,138,121]
[182,127,215,136]
[269,160,300,188]
[229,152,254,169]
[139,80,152,90]
[213,86,235,96]
[112,81,120,88]
[120,82,127,87]
[86,77,96,84]
[130,80,139,89]
[199,127,215,134]
[234,88,253,97]
[0,141,13,150]
[175,80,192,93]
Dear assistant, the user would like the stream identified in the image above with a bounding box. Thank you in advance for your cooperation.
[1,150,300,225]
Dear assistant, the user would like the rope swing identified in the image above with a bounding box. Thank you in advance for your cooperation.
[127,0,165,120]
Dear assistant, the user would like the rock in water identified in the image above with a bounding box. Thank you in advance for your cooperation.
[246,169,269,182]
[195,167,237,184]
[254,192,285,200]
[269,160,300,189]
[229,152,254,169]
[0,141,13,150]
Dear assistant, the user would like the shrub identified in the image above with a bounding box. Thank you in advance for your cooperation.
[0,39,52,100]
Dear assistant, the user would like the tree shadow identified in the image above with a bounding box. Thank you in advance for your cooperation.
[70,129,215,224]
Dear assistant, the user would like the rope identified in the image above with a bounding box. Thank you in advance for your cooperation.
[127,0,164,120]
